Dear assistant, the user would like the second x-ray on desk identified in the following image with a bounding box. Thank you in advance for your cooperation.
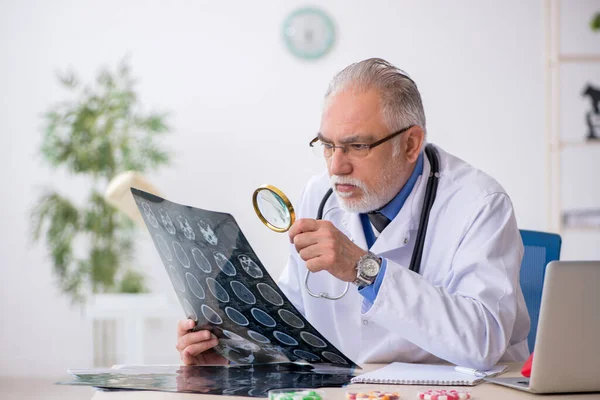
[131,188,358,369]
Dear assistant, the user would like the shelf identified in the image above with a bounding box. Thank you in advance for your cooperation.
[549,139,600,150]
[553,54,600,64]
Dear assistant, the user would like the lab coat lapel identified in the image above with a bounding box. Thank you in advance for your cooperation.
[342,212,369,251]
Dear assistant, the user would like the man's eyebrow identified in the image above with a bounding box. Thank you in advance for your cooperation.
[317,133,376,144]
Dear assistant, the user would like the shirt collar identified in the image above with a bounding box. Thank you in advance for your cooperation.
[378,151,424,221]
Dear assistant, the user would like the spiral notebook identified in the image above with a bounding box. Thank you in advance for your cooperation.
[350,362,507,386]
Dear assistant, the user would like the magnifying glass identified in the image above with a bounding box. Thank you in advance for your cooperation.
[252,184,348,300]
[252,185,295,233]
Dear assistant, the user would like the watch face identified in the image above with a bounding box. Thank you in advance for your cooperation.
[362,259,380,277]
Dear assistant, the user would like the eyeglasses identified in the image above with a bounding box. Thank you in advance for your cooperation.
[309,125,414,159]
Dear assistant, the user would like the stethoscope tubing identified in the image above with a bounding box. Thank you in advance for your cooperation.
[408,144,440,274]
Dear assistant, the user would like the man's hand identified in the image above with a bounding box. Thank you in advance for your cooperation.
[176,319,229,365]
[288,218,367,282]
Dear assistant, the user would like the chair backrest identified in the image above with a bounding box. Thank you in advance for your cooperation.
[519,229,562,351]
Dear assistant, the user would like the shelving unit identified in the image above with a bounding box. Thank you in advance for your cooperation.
[546,0,600,254]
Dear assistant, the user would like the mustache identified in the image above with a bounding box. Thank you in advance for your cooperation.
[330,175,366,190]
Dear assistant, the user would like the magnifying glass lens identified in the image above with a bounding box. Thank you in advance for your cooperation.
[255,189,291,230]
[253,185,295,232]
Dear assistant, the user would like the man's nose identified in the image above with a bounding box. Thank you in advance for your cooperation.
[328,148,352,175]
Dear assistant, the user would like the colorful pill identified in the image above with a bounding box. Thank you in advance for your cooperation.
[270,390,324,400]
[417,389,470,400]
[347,391,400,400]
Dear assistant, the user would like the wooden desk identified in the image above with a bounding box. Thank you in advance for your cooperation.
[90,363,600,399]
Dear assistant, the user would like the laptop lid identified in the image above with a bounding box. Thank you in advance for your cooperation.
[529,261,600,393]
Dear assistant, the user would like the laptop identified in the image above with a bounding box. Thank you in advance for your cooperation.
[486,261,600,393]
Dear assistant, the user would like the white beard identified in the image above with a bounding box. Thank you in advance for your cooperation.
[330,160,403,213]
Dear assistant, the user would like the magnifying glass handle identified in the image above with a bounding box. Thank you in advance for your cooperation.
[304,270,349,300]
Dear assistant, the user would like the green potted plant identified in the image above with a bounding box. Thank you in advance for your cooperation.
[591,12,600,32]
[31,58,172,304]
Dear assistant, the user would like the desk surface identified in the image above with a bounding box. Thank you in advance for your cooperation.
[90,363,600,400]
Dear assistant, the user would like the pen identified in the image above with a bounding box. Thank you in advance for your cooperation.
[454,366,487,378]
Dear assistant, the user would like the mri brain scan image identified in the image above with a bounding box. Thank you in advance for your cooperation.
[213,252,237,276]
[159,208,176,235]
[191,247,212,273]
[186,272,205,300]
[173,241,190,268]
[156,234,172,261]
[141,202,159,227]
[177,215,196,240]
[238,254,263,278]
[198,219,218,245]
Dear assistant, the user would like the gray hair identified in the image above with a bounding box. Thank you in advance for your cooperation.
[324,58,427,143]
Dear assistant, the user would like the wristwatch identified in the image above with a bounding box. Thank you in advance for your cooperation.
[353,251,382,288]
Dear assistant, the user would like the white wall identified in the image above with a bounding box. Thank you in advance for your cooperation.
[0,0,551,377]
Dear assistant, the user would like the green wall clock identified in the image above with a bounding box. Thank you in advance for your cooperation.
[282,7,336,60]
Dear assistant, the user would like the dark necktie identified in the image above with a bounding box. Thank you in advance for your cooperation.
[367,211,391,233]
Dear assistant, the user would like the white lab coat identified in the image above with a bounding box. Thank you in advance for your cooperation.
[278,145,530,370]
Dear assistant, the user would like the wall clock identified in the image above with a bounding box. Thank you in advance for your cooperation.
[282,7,336,60]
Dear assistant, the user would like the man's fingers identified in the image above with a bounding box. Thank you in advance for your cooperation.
[305,257,326,273]
[181,350,196,365]
[177,330,213,351]
[290,219,335,250]
[183,339,219,360]
[298,243,323,262]
[176,329,213,352]
[177,319,196,337]
[288,219,320,243]
[293,231,321,253]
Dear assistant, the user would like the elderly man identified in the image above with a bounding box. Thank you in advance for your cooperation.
[176,58,530,370]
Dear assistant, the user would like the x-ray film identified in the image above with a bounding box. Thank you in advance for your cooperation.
[60,363,352,397]
[131,188,358,369]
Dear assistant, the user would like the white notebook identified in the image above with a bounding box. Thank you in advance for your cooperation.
[350,362,507,386]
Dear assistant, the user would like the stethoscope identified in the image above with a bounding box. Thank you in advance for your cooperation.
[252,143,440,300]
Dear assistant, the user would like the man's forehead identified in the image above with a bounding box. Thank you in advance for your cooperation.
[322,94,381,123]
[319,89,386,142]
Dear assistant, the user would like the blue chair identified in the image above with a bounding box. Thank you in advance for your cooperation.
[519,229,562,352]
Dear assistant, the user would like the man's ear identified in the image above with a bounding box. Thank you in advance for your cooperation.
[403,126,425,163]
